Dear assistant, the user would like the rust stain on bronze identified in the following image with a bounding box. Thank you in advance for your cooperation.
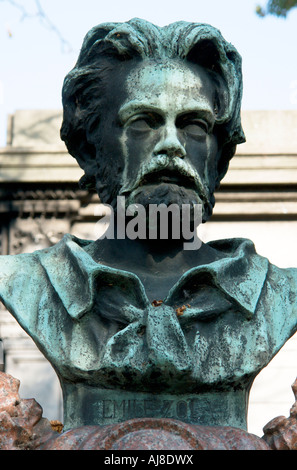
[152,300,163,307]
[50,420,64,434]
[176,305,187,316]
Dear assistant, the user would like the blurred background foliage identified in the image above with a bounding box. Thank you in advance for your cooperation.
[256,0,297,18]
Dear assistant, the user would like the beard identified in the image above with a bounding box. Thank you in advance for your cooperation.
[123,182,213,242]
[94,151,215,229]
[120,155,215,223]
[126,182,202,208]
[125,181,214,223]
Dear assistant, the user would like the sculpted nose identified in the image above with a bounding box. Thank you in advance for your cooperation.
[153,125,186,158]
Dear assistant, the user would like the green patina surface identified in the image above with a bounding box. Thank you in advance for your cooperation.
[0,19,295,432]
[1,234,297,431]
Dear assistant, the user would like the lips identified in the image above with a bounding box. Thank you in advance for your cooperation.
[139,169,196,190]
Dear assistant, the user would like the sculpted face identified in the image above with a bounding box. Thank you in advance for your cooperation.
[94,60,220,221]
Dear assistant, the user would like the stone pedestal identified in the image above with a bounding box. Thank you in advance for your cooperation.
[2,370,297,451]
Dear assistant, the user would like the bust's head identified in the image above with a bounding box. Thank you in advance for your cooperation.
[61,18,245,222]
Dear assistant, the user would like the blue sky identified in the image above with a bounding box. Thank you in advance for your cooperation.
[0,0,296,146]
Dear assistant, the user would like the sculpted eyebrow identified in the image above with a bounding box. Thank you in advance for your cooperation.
[177,107,214,118]
[118,102,162,123]
[177,109,215,126]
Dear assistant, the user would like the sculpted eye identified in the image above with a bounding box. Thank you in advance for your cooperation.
[177,113,211,140]
[181,119,208,138]
[127,112,162,134]
[129,118,152,132]
[183,121,208,136]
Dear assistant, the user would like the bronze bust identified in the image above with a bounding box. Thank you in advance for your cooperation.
[0,19,296,435]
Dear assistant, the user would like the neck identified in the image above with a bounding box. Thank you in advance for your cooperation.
[89,219,221,272]
[86,221,224,301]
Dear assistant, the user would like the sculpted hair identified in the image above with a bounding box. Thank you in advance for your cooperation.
[60,18,245,190]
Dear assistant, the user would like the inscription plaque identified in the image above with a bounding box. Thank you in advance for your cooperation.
[62,385,247,431]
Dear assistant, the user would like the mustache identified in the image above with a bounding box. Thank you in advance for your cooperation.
[119,155,209,201]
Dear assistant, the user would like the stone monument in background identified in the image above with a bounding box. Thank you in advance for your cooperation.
[1,18,297,450]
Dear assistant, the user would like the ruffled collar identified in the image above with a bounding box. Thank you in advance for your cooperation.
[37,234,269,321]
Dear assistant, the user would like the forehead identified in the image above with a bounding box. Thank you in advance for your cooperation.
[120,60,214,116]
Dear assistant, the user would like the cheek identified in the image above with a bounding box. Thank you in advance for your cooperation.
[186,135,218,182]
[204,136,219,191]
[95,125,125,176]
[123,130,159,162]
[185,137,210,173]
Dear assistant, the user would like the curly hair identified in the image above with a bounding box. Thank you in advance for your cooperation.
[60,18,245,191]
